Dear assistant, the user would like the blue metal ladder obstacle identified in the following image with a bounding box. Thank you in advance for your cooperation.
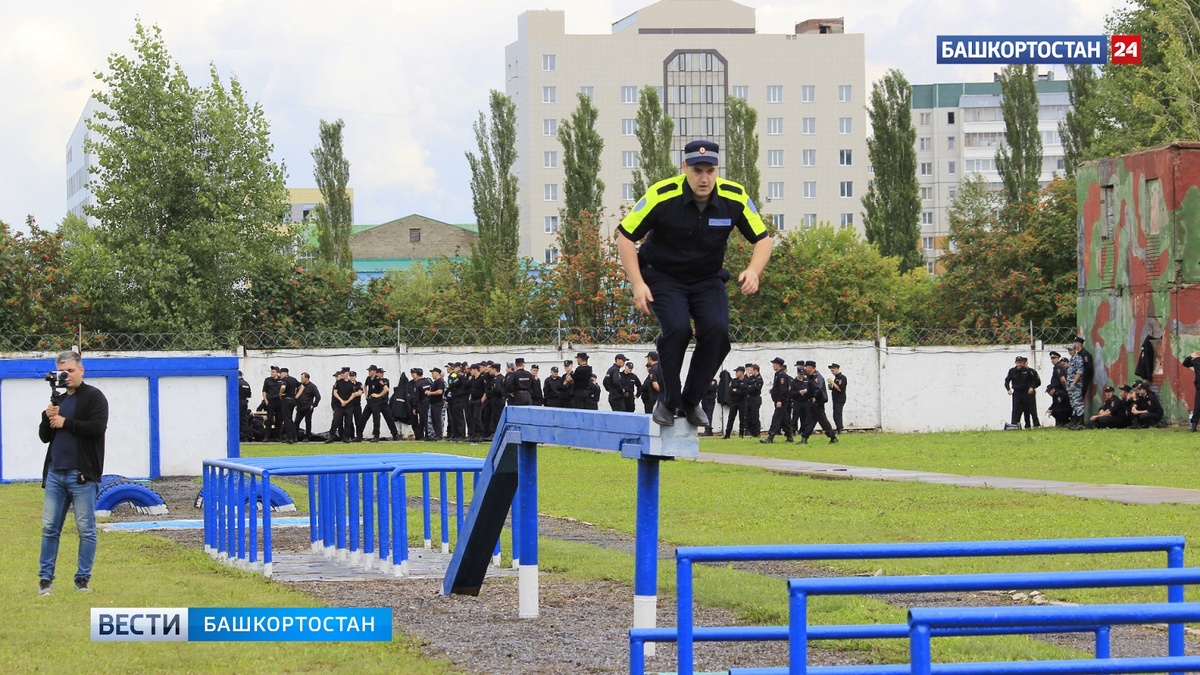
[442,405,699,646]
[633,536,1188,675]
[202,453,483,577]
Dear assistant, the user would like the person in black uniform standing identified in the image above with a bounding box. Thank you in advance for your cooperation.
[587,374,602,410]
[466,363,485,440]
[1183,350,1200,432]
[1004,356,1042,428]
[326,368,355,443]
[347,371,365,442]
[566,353,594,409]
[789,362,809,438]
[278,368,300,443]
[409,368,430,441]
[427,368,446,440]
[366,367,401,442]
[724,366,747,438]
[799,361,837,444]
[745,364,763,438]
[641,352,661,414]
[238,371,252,442]
[486,363,506,434]
[1073,337,1095,415]
[828,364,848,434]
[446,363,467,439]
[701,379,718,436]
[604,354,628,411]
[261,366,283,442]
[529,365,545,406]
[294,372,321,441]
[543,366,563,408]
[762,357,793,443]
[620,361,641,412]
[618,140,773,427]
[505,358,536,406]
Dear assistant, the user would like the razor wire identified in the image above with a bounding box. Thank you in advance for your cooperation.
[0,325,1080,353]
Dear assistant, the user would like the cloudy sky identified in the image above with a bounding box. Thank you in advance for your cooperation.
[1,0,1126,230]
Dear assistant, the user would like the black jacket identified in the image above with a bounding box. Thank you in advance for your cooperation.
[40,381,108,486]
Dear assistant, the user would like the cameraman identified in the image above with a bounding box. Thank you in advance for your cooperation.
[38,351,109,596]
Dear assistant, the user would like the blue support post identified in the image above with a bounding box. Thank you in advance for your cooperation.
[456,472,466,536]
[248,473,258,565]
[422,471,433,549]
[363,472,376,560]
[236,470,246,563]
[1170,544,1185,675]
[518,441,538,618]
[307,474,318,552]
[677,556,695,675]
[392,470,405,575]
[349,472,361,564]
[335,472,347,557]
[634,457,660,652]
[440,471,450,553]
[377,472,389,564]
[202,465,213,553]
[789,589,808,675]
[1095,625,1111,659]
[512,482,522,567]
[262,471,273,575]
[910,622,932,675]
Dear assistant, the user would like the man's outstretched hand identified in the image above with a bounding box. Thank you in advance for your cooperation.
[632,281,655,315]
[738,268,761,295]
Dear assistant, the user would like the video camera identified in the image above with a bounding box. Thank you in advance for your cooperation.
[45,370,69,405]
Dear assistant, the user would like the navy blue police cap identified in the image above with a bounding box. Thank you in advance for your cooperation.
[683,140,720,165]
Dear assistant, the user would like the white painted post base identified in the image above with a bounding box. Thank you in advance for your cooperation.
[519,564,539,618]
[263,562,273,578]
[350,550,361,567]
[424,538,432,550]
[310,542,322,554]
[492,553,502,567]
[634,594,657,658]
[441,541,449,554]
[513,557,520,570]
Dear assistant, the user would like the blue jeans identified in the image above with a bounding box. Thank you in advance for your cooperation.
[39,469,99,581]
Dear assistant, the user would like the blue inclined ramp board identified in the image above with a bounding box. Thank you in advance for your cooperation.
[442,429,521,596]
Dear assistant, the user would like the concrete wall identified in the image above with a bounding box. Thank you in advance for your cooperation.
[238,341,1058,435]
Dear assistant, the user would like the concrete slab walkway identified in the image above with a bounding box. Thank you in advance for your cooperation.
[694,452,1200,506]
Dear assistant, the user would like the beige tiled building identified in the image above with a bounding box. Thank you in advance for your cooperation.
[506,0,868,261]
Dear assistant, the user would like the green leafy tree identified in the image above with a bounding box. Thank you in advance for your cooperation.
[724,96,761,207]
[994,64,1044,212]
[630,85,676,197]
[1059,64,1099,178]
[935,175,1077,327]
[465,90,520,292]
[0,217,87,336]
[246,260,363,333]
[557,92,605,258]
[84,22,294,333]
[862,69,922,273]
[538,211,635,335]
[312,118,353,269]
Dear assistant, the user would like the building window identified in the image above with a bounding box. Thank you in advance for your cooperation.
[677,117,689,135]
[544,184,558,201]
[543,86,556,104]
[839,149,852,166]
[767,117,784,135]
[767,85,783,103]
[920,187,933,200]
[922,236,935,250]
[622,183,635,201]
[948,161,956,175]
[947,111,955,124]
[921,212,933,225]
[768,150,785,167]
[920,162,932,176]
[677,85,688,103]
[838,117,852,134]
[803,213,817,228]
[544,215,559,234]
[839,181,853,198]
[705,117,717,136]
[927,261,935,274]
[542,54,556,71]
[621,86,638,104]
[732,85,749,100]
[838,84,852,102]
[545,248,559,264]
[919,137,931,151]
[774,214,786,230]
[704,85,716,103]
[919,112,931,126]
[948,186,958,199]
[768,182,785,200]
[801,85,815,102]
[840,213,854,228]
[1057,157,1066,171]
[621,119,637,136]
[803,181,817,198]
[803,149,816,166]
[543,119,557,136]
[802,117,816,134]
[947,135,956,150]
[409,228,421,243]
[544,151,557,168]
[622,150,639,168]
[579,86,594,100]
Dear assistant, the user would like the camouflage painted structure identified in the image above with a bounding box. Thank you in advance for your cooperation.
[1077,142,1200,422]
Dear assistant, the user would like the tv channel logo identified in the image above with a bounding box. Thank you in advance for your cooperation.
[91,608,392,642]
[937,35,1140,65]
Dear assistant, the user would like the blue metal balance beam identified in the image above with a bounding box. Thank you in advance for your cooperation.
[442,405,699,634]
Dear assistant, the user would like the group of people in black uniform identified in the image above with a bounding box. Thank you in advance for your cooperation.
[749,358,846,444]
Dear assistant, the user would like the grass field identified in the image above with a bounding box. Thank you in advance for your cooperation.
[4,430,1197,671]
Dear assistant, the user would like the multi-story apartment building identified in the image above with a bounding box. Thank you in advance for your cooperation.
[911,77,1070,273]
[506,0,867,262]
[65,97,102,224]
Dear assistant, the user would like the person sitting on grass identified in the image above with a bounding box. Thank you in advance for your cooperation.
[1128,381,1164,428]
[1086,385,1129,429]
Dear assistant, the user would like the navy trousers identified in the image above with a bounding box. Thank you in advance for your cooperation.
[644,268,730,411]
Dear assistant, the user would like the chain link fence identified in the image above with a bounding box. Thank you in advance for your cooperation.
[1,324,1080,353]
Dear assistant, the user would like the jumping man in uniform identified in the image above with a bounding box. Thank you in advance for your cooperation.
[618,140,772,427]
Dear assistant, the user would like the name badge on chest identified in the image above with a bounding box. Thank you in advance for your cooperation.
[708,218,732,228]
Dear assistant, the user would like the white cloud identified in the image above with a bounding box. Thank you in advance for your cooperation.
[0,0,1132,228]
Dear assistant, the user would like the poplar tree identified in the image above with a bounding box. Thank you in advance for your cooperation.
[630,85,675,197]
[724,96,761,207]
[862,69,922,273]
[995,64,1044,211]
[557,92,605,258]
[311,118,353,269]
[465,90,519,290]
